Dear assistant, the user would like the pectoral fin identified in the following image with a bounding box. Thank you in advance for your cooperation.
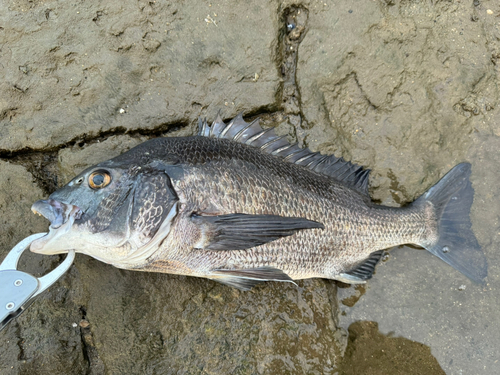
[191,213,324,251]
[210,266,296,291]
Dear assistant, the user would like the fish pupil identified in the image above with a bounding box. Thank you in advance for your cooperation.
[93,174,104,186]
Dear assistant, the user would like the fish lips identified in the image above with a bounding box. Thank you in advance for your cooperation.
[32,199,82,229]
[30,199,82,254]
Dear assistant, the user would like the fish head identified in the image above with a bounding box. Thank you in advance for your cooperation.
[30,156,179,267]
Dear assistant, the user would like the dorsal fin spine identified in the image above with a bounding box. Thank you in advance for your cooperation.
[198,118,205,136]
[220,120,234,138]
[209,118,216,137]
[197,113,371,196]
[233,121,255,142]
[247,128,273,145]
[304,157,320,168]
[272,143,294,155]
[283,148,306,161]
[296,153,317,164]
[260,135,287,151]
[344,167,363,181]
[310,156,329,170]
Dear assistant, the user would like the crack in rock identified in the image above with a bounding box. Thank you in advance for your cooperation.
[279,6,309,132]
[79,306,105,375]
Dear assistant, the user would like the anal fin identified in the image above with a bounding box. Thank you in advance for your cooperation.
[210,266,296,291]
[337,250,384,284]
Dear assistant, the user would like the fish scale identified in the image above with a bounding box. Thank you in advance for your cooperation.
[29,114,488,289]
[148,139,429,280]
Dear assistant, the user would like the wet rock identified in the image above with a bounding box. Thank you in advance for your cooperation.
[57,135,148,184]
[55,135,342,374]
[338,321,445,375]
[0,162,46,250]
[337,103,500,374]
[80,270,341,374]
[0,161,85,375]
[0,0,281,152]
[296,0,495,204]
[1,0,500,374]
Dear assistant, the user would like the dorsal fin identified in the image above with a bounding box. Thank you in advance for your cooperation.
[197,113,371,196]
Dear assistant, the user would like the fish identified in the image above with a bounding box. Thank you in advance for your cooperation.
[29,114,488,290]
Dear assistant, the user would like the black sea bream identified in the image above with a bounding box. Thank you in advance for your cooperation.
[30,114,488,289]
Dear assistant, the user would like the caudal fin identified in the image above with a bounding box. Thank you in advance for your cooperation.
[414,163,487,283]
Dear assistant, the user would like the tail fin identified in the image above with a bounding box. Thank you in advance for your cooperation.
[413,163,487,283]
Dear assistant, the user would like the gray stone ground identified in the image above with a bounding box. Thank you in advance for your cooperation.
[1,0,499,374]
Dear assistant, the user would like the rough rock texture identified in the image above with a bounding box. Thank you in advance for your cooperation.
[57,135,148,183]
[337,321,446,375]
[1,0,499,374]
[0,162,86,374]
[295,0,497,203]
[337,2,500,375]
[0,0,281,151]
[56,138,342,374]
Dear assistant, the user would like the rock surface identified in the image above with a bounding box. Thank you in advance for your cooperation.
[1,0,499,374]
[0,161,86,374]
[0,0,280,151]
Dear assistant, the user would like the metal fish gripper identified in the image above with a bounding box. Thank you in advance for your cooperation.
[0,233,74,331]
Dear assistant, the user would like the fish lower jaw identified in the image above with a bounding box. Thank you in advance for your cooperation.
[29,213,78,255]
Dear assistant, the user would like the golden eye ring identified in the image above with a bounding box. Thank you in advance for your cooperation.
[89,170,112,189]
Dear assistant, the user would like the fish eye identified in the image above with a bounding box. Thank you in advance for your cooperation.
[88,170,112,189]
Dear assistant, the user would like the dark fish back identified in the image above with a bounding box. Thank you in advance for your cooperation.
[109,135,370,207]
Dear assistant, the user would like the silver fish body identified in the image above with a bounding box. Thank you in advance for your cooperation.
[30,115,488,289]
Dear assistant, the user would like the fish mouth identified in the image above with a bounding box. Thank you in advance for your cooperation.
[30,199,83,254]
[31,199,82,229]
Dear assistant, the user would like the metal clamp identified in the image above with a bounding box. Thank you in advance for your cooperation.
[0,233,75,331]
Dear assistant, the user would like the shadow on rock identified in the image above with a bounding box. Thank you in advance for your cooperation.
[338,321,445,375]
